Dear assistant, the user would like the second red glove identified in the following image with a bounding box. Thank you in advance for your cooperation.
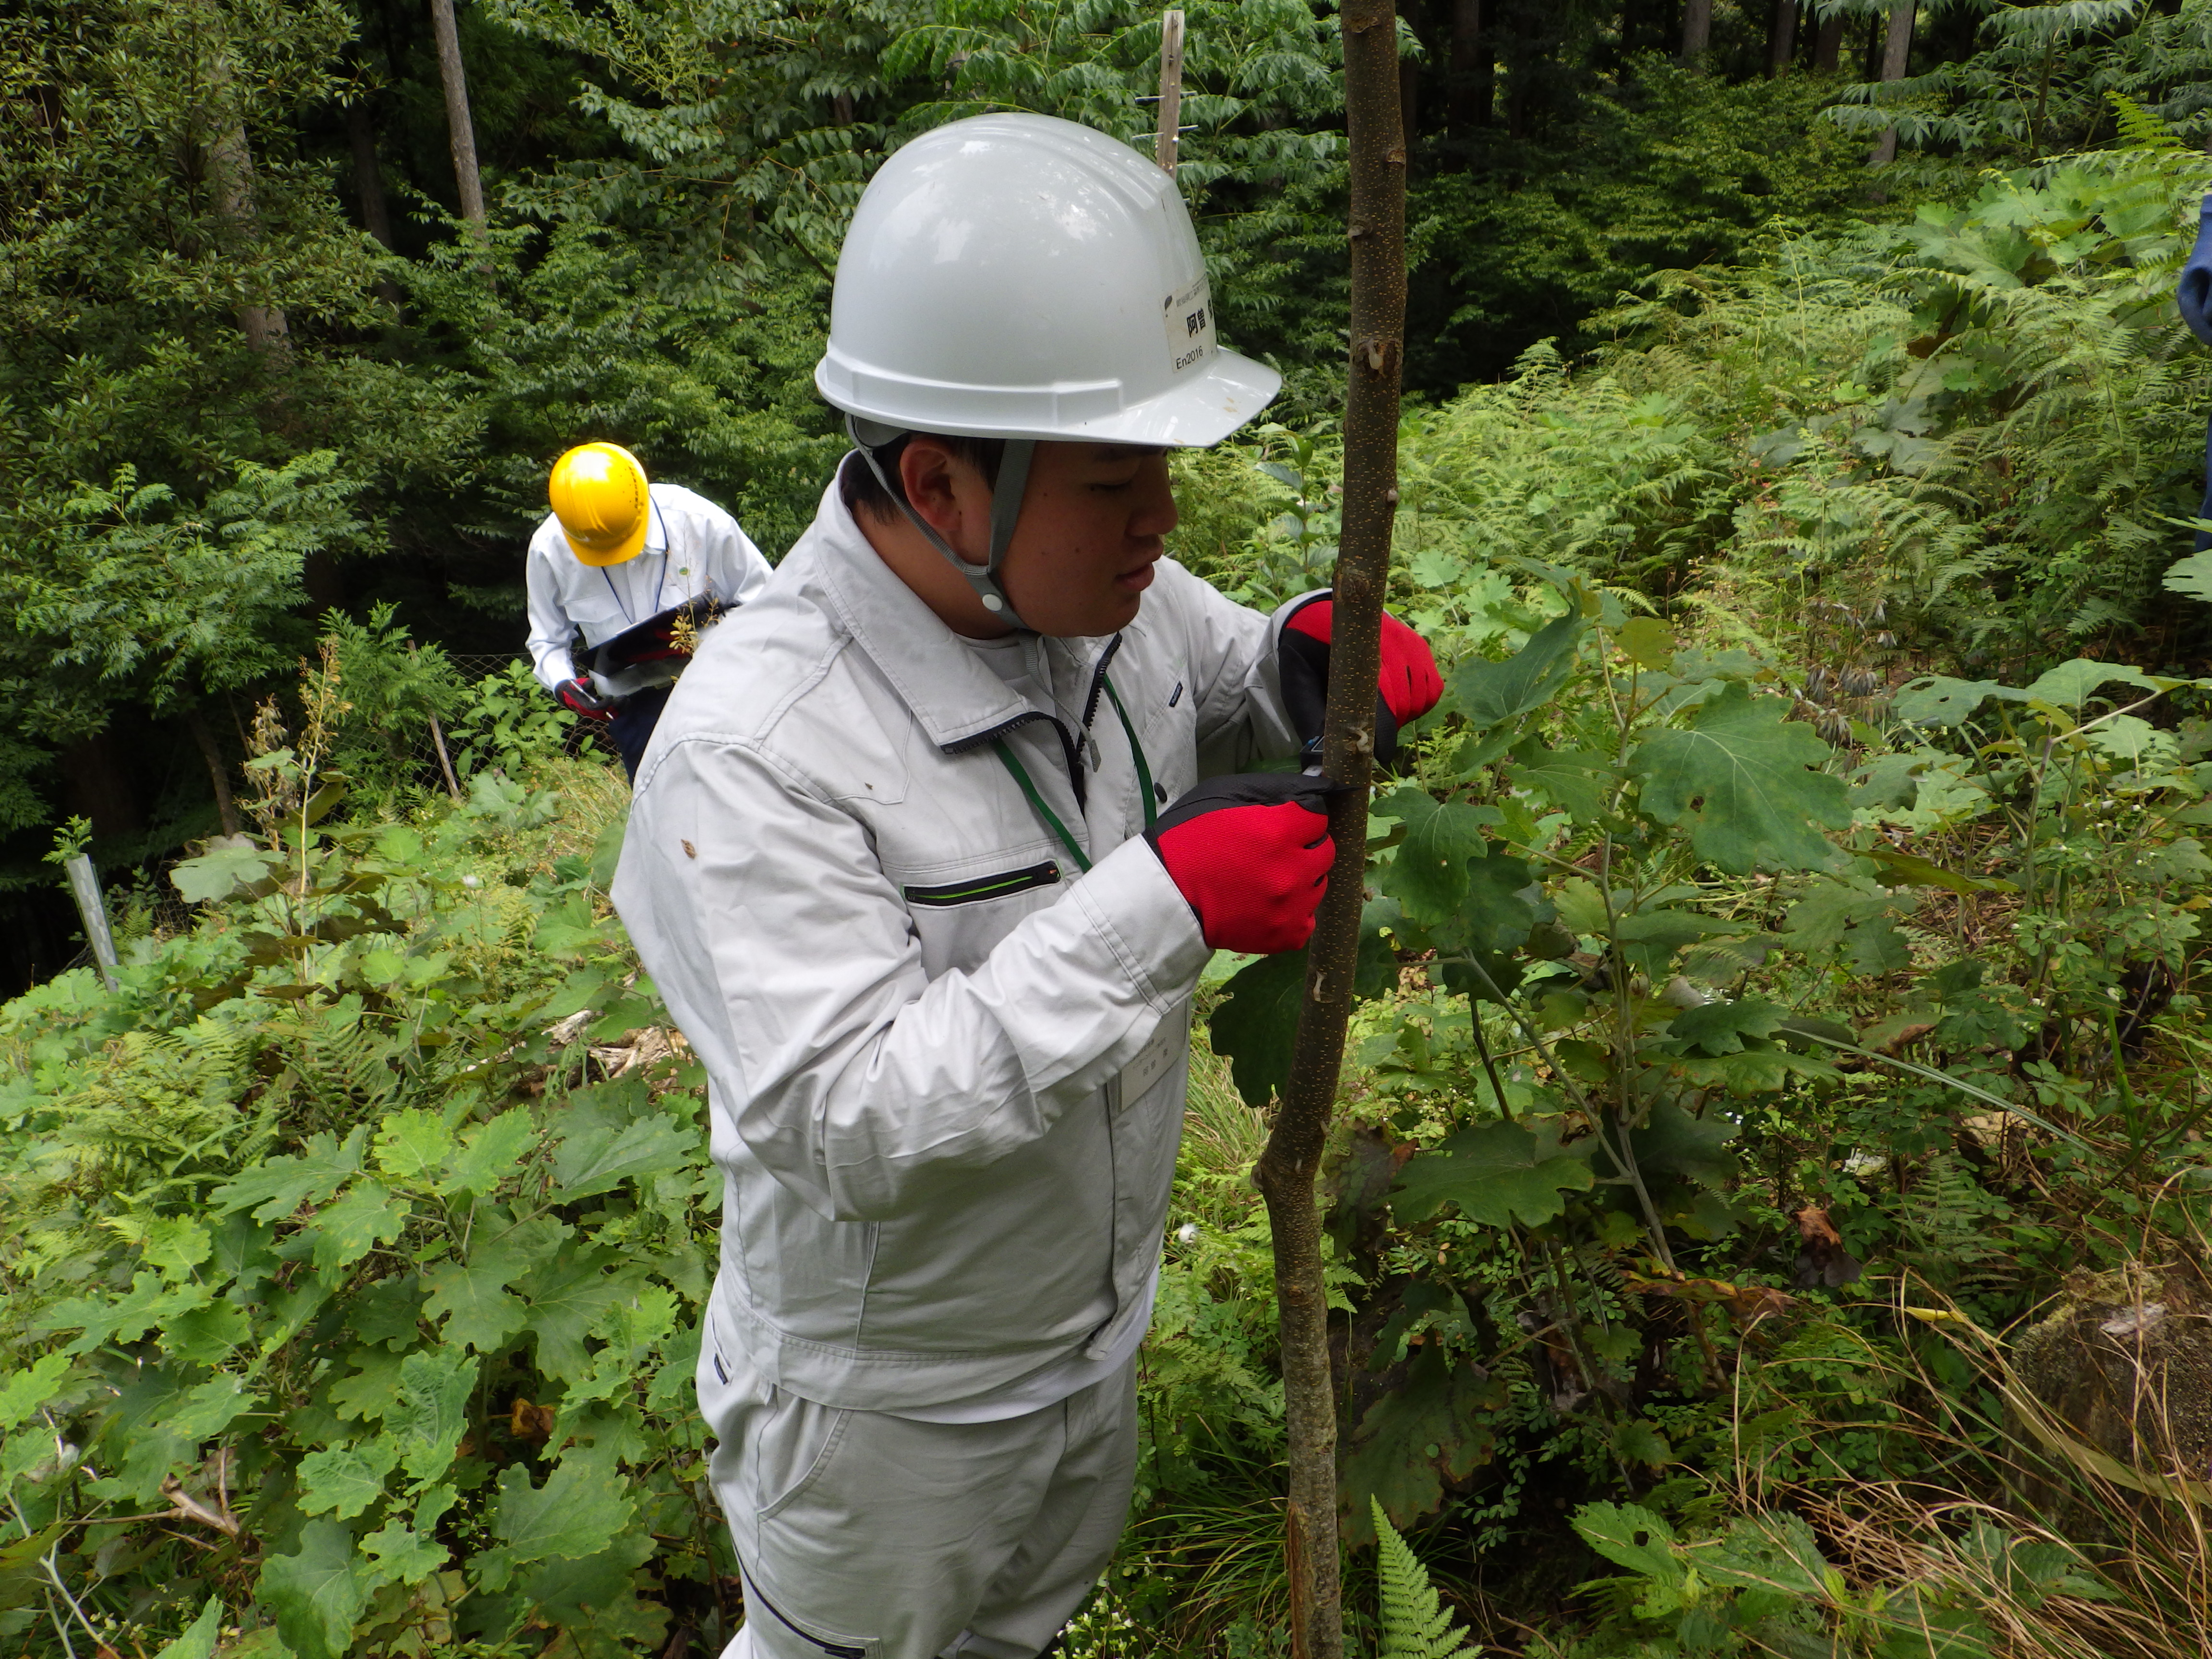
[1278,594,1442,771]
[1146,774,1335,955]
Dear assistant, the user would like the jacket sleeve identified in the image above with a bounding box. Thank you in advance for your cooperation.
[682,495,775,610]
[612,735,1210,1223]
[523,524,578,691]
[1148,560,1318,773]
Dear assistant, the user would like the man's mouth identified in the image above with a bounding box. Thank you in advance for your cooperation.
[1114,557,1159,594]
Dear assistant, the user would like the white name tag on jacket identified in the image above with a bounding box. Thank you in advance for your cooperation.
[1107,1001,1191,1116]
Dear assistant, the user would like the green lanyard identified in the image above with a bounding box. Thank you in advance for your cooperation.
[990,673,1156,877]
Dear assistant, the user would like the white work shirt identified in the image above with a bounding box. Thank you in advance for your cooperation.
[611,468,1311,1417]
[524,482,772,697]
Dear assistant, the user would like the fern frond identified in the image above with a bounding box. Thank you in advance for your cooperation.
[2106,90,2184,151]
[1372,1498,1473,1659]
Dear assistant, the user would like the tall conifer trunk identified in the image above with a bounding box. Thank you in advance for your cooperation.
[1252,0,1406,1652]
[1679,0,1712,63]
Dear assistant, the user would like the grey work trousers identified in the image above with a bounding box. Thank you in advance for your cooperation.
[698,1319,1138,1659]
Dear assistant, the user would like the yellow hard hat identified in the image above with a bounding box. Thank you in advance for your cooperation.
[548,442,651,567]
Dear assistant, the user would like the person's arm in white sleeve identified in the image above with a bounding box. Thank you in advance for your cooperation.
[1148,559,1313,771]
[524,531,578,692]
[612,740,1208,1223]
[697,505,773,608]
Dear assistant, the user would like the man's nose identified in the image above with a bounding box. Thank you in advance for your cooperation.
[1131,460,1178,540]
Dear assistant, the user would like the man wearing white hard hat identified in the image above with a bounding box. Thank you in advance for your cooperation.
[523,441,773,779]
[613,114,1441,1658]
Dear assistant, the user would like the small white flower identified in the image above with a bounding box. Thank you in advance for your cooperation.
[1175,1222,1201,1245]
[462,874,481,888]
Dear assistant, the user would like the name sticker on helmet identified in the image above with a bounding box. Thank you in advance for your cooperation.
[1164,277,1215,376]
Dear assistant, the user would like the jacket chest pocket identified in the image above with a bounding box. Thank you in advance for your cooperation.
[896,854,1069,977]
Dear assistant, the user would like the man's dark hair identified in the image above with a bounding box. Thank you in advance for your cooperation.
[840,433,1007,526]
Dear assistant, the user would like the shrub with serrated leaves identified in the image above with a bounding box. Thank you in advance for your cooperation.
[0,667,721,1659]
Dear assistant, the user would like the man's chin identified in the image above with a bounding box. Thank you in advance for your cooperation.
[1037,592,1145,640]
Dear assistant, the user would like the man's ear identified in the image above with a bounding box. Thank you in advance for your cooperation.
[897,437,970,550]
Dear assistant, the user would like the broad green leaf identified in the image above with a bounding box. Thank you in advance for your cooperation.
[152,1598,223,1659]
[210,1128,367,1222]
[1662,998,1786,1057]
[169,840,282,906]
[589,806,629,890]
[1613,908,1749,979]
[448,1108,540,1196]
[259,1519,368,1659]
[520,1248,644,1382]
[1374,789,1497,925]
[1892,675,2007,726]
[1456,853,1542,953]
[43,1273,213,1355]
[360,1519,448,1587]
[1448,611,1584,730]
[1513,745,1612,819]
[1573,1501,1683,1585]
[373,1109,455,1182]
[1391,1121,1594,1228]
[1864,846,2016,896]
[0,1353,71,1431]
[1629,682,1849,873]
[1204,949,1305,1109]
[422,1259,529,1353]
[1784,874,1912,974]
[1600,1099,1737,1190]
[157,1372,252,1439]
[2163,549,2212,602]
[136,1215,211,1277]
[308,1182,408,1272]
[1340,1345,1499,1545]
[551,1112,696,1201]
[1206,906,1399,1109]
[297,1437,400,1520]
[389,1349,477,1483]
[330,1346,409,1424]
[473,1449,636,1591]
[1613,616,1674,670]
[2017,658,2167,719]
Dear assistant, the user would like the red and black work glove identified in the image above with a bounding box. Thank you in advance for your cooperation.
[1277,593,1443,772]
[1145,774,1335,955]
[556,676,615,722]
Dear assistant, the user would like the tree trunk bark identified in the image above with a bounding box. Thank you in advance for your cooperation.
[1812,11,1843,70]
[429,0,486,224]
[347,95,397,250]
[1447,0,1483,131]
[1679,0,1712,64]
[1398,0,1423,173]
[184,708,243,837]
[1251,0,1407,1653]
[1767,0,1798,75]
[199,36,291,363]
[1868,0,1913,166]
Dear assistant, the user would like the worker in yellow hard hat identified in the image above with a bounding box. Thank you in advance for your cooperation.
[524,442,772,778]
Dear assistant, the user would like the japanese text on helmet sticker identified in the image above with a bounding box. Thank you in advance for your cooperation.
[1164,277,1215,376]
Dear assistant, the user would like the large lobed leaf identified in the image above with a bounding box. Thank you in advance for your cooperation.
[1629,682,1849,874]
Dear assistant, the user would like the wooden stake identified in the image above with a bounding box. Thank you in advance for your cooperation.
[1250,0,1407,1650]
[63,855,119,992]
[1155,10,1186,174]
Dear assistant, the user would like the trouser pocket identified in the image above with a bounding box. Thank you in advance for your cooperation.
[744,1572,878,1659]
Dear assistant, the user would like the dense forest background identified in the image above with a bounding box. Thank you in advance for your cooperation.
[7,0,2212,987]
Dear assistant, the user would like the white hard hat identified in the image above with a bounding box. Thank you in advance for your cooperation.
[817,112,1281,446]
[817,113,1280,629]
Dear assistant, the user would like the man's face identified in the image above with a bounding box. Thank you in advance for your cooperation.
[902,438,1179,638]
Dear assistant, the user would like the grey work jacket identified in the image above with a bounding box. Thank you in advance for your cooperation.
[612,473,1304,1412]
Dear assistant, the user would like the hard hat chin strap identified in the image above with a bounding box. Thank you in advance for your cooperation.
[846,416,1037,632]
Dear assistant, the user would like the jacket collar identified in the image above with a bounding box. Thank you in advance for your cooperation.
[797,462,1109,754]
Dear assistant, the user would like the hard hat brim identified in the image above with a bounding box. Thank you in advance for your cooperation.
[563,512,650,569]
[817,347,1283,450]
